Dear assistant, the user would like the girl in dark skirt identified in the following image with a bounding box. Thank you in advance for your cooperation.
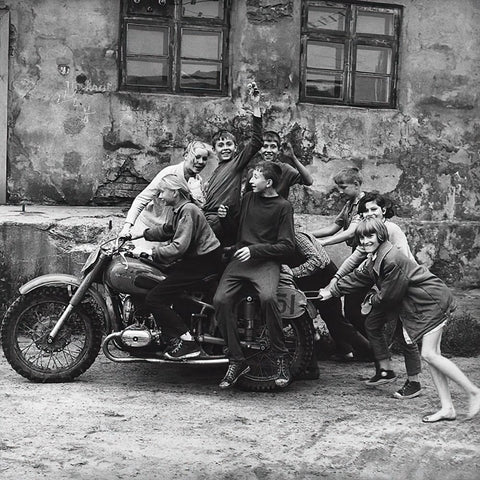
[320,218,480,422]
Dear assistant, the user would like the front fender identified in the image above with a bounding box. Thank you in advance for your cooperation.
[18,274,112,332]
[19,274,82,295]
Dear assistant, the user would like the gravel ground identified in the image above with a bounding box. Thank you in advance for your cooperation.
[1,351,479,480]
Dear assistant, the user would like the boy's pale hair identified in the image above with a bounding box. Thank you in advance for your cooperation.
[160,174,190,199]
[263,130,281,147]
[183,140,214,160]
[354,218,389,246]
[333,167,363,185]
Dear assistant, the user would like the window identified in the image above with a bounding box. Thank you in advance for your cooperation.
[120,0,230,95]
[300,1,402,108]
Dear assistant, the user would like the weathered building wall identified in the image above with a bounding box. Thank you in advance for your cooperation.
[4,0,480,286]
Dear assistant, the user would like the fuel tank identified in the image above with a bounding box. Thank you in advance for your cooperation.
[104,256,166,295]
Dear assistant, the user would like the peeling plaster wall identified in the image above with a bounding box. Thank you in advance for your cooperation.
[4,0,480,285]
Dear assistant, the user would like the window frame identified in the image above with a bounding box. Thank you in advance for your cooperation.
[120,0,231,96]
[300,0,403,108]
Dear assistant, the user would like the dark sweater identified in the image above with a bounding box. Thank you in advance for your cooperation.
[203,115,263,218]
[236,192,295,261]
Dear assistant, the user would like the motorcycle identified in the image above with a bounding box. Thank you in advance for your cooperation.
[1,237,317,391]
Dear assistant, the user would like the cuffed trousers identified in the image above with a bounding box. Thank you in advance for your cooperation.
[213,258,288,362]
[365,306,422,376]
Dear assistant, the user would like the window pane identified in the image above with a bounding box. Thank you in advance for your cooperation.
[127,25,168,57]
[126,59,168,86]
[356,46,392,74]
[182,0,223,19]
[354,75,390,103]
[357,11,394,36]
[307,41,344,70]
[306,72,343,99]
[181,61,221,89]
[307,6,346,31]
[182,30,221,60]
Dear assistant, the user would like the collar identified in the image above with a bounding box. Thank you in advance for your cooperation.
[172,199,189,214]
[372,241,394,276]
[351,191,365,206]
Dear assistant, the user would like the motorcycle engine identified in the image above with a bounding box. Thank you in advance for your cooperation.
[122,295,135,325]
[120,325,152,348]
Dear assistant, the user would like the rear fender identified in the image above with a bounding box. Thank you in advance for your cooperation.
[18,274,112,332]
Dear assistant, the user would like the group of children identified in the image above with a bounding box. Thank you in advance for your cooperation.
[119,85,480,422]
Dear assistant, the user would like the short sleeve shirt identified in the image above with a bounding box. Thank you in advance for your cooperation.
[334,196,362,247]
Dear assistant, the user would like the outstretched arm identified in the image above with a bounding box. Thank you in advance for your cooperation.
[319,218,360,247]
[310,223,342,239]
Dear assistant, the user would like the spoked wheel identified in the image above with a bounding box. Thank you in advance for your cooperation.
[1,287,103,382]
[237,314,314,391]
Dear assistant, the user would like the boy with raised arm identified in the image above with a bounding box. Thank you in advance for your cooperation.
[214,161,295,389]
[203,83,263,246]
[246,131,313,199]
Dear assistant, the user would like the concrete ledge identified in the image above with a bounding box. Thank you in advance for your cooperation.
[0,206,478,298]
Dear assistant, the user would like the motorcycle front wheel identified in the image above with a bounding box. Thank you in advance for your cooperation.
[1,287,103,382]
[237,313,314,392]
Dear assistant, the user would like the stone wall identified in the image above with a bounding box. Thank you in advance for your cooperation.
[4,0,480,286]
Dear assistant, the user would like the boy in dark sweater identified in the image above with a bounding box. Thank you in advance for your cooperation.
[203,83,263,246]
[214,161,295,389]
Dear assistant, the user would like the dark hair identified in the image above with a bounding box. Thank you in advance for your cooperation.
[354,218,389,246]
[358,192,395,219]
[333,167,363,185]
[263,131,281,147]
[254,161,282,188]
[211,130,236,147]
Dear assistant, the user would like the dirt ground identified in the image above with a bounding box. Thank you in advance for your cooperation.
[1,352,479,480]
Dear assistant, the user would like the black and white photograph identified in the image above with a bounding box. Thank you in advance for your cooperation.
[0,1,479,479]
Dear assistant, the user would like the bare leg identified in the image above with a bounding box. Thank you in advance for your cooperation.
[422,327,480,419]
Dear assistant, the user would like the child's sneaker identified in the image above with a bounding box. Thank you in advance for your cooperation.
[275,356,291,388]
[393,380,422,399]
[365,368,397,386]
[164,339,201,360]
[219,361,250,389]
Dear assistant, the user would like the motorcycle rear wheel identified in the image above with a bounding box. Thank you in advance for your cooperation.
[237,313,314,392]
[1,287,103,382]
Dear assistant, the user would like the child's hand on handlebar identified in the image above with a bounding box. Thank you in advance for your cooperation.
[119,223,132,240]
[131,247,153,258]
[318,288,332,301]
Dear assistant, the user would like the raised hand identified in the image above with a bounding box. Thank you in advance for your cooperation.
[247,81,260,103]
[281,141,295,159]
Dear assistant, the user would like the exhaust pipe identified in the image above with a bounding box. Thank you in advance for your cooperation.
[102,332,229,365]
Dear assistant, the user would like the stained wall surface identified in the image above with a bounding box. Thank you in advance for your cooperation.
[4,0,480,286]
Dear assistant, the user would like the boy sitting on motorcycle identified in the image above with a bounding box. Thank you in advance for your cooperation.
[135,174,222,360]
[214,161,295,389]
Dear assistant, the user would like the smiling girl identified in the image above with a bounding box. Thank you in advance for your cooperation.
[331,192,422,399]
[321,218,480,422]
